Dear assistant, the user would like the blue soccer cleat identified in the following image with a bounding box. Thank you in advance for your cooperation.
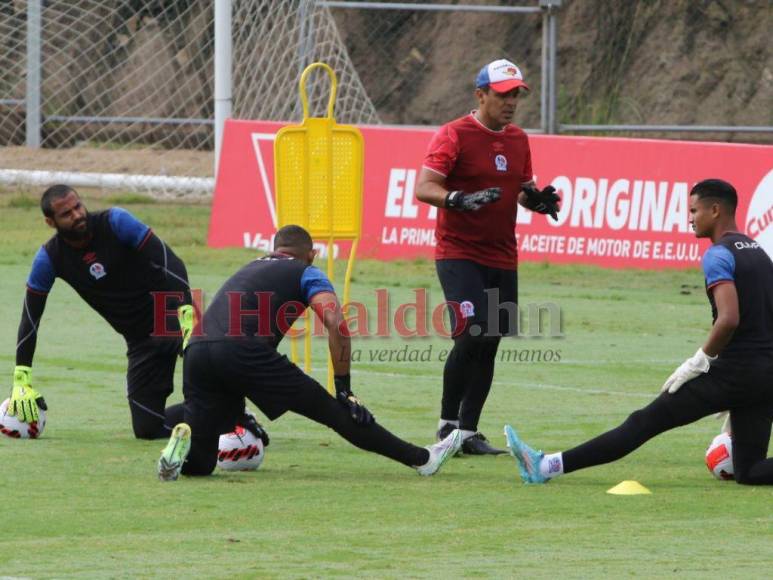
[504,424,548,484]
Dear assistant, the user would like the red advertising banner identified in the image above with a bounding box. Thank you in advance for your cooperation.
[209,119,773,268]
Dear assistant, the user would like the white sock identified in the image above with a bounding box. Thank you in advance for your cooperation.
[438,419,459,431]
[459,429,476,441]
[539,452,564,479]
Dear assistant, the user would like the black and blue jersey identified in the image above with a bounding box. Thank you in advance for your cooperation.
[193,253,334,349]
[16,208,190,366]
[702,232,773,356]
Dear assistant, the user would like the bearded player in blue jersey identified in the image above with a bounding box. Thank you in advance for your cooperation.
[8,185,198,439]
[505,179,773,486]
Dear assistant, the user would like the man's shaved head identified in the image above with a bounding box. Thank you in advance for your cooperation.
[274,225,313,255]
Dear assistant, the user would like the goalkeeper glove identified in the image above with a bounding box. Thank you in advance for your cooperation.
[444,188,501,211]
[661,348,717,394]
[238,409,270,447]
[177,304,196,352]
[9,366,47,424]
[523,185,561,220]
[334,374,374,425]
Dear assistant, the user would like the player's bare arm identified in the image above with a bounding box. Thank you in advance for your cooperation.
[416,167,450,207]
[309,290,351,376]
[702,282,740,357]
[310,290,374,425]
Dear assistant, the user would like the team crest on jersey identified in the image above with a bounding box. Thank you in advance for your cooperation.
[494,154,508,172]
[89,262,106,280]
[460,301,475,318]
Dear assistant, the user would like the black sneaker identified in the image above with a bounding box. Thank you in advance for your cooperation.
[435,422,456,442]
[435,423,463,457]
[461,432,507,455]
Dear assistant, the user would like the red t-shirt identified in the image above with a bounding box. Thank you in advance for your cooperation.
[423,112,533,269]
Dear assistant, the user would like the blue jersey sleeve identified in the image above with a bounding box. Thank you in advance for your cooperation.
[300,266,335,303]
[702,244,736,288]
[27,246,55,293]
[108,207,151,249]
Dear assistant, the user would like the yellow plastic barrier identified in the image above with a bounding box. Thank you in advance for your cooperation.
[274,62,363,393]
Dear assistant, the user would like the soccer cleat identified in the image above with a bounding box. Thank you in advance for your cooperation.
[504,424,548,484]
[461,432,507,455]
[416,429,463,476]
[158,423,192,482]
[435,422,456,442]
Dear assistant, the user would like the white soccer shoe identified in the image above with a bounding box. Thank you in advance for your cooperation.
[157,423,192,482]
[416,428,463,476]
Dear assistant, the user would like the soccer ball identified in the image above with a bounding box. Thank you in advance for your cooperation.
[217,425,265,471]
[705,432,734,481]
[0,398,47,439]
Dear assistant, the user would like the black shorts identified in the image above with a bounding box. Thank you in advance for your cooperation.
[125,335,179,401]
[436,259,518,336]
[183,339,323,438]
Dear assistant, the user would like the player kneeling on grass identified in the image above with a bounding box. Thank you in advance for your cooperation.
[9,185,195,439]
[504,179,773,486]
[157,225,462,481]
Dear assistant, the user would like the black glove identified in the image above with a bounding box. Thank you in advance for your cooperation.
[334,374,374,425]
[444,187,501,211]
[523,185,561,220]
[238,410,270,447]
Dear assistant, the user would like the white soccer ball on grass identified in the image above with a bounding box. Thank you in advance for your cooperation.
[0,397,47,439]
[217,425,265,471]
[705,432,733,481]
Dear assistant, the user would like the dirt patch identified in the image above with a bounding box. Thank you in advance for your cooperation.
[0,146,213,177]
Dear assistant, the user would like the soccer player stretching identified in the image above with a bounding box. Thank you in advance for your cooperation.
[157,225,462,480]
[9,185,193,439]
[416,59,560,455]
[506,179,773,485]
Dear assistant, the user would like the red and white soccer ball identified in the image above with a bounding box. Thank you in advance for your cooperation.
[705,432,734,481]
[217,425,265,471]
[0,398,46,439]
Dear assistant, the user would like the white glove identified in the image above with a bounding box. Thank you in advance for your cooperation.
[714,411,732,434]
[661,348,717,394]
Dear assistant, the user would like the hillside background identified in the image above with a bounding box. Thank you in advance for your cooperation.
[337,0,772,136]
[0,0,770,179]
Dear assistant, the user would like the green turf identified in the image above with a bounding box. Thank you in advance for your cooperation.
[0,196,770,579]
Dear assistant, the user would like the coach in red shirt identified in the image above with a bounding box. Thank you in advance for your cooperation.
[416,59,560,455]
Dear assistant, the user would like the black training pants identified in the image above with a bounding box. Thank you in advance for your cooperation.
[125,335,185,439]
[180,340,429,476]
[436,259,517,431]
[563,354,773,484]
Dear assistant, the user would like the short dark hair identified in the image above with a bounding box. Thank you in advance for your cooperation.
[690,179,737,213]
[274,224,313,253]
[41,184,77,218]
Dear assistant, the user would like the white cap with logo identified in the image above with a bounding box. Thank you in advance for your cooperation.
[475,59,530,93]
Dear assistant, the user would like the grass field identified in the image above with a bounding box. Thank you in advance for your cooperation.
[1,193,771,579]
